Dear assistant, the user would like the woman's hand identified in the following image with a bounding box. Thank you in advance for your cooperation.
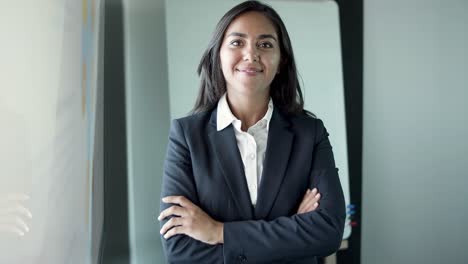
[159,196,224,245]
[296,188,321,214]
[0,193,32,237]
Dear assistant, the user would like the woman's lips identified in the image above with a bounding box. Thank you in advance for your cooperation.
[236,68,263,74]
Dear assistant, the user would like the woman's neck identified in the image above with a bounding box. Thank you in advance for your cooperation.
[226,92,269,131]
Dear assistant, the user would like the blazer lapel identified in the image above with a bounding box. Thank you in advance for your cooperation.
[208,109,254,220]
[254,109,294,219]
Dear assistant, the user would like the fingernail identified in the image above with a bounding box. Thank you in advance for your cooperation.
[315,193,320,198]
[306,189,311,194]
[312,188,317,193]
[314,202,319,207]
[162,197,167,202]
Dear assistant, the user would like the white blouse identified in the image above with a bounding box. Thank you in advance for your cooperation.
[216,94,273,206]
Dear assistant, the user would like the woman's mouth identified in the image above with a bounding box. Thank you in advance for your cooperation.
[236,68,263,74]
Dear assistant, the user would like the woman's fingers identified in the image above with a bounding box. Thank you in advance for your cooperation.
[0,225,25,236]
[302,194,320,213]
[160,216,183,235]
[159,195,199,221]
[0,193,32,237]
[298,188,316,213]
[158,205,187,221]
[0,215,30,236]
[159,195,223,244]
[163,225,185,240]
[162,196,194,209]
[297,189,311,213]
[297,188,321,214]
[0,203,33,219]
[11,215,29,232]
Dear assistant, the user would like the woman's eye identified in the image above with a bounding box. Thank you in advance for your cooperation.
[230,40,242,46]
[258,42,273,48]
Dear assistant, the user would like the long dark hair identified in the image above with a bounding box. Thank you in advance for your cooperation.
[193,0,311,117]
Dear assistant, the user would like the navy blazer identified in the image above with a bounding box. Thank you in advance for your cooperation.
[160,107,345,264]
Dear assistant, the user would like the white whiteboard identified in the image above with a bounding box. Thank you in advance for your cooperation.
[0,0,103,262]
[166,0,351,239]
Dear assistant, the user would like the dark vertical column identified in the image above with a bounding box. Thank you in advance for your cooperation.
[336,0,363,264]
[101,0,130,263]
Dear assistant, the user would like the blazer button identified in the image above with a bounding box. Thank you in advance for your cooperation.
[238,254,247,263]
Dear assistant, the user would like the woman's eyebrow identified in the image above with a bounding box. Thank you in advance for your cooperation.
[258,34,277,42]
[226,32,277,42]
[227,32,248,38]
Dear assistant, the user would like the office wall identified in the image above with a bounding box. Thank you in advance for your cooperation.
[123,0,169,263]
[362,0,468,263]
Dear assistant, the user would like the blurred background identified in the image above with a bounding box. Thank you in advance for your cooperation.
[0,0,467,263]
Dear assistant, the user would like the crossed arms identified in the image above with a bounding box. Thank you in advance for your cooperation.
[159,119,345,263]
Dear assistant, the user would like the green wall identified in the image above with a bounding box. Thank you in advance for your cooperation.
[362,0,468,263]
[124,0,169,263]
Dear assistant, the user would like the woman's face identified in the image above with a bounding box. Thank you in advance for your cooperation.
[219,11,281,98]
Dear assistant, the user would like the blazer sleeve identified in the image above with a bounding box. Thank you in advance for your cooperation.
[159,119,223,263]
[222,119,346,263]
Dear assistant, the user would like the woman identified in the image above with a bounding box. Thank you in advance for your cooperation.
[158,1,345,263]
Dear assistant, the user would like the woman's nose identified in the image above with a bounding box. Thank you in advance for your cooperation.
[243,45,259,62]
